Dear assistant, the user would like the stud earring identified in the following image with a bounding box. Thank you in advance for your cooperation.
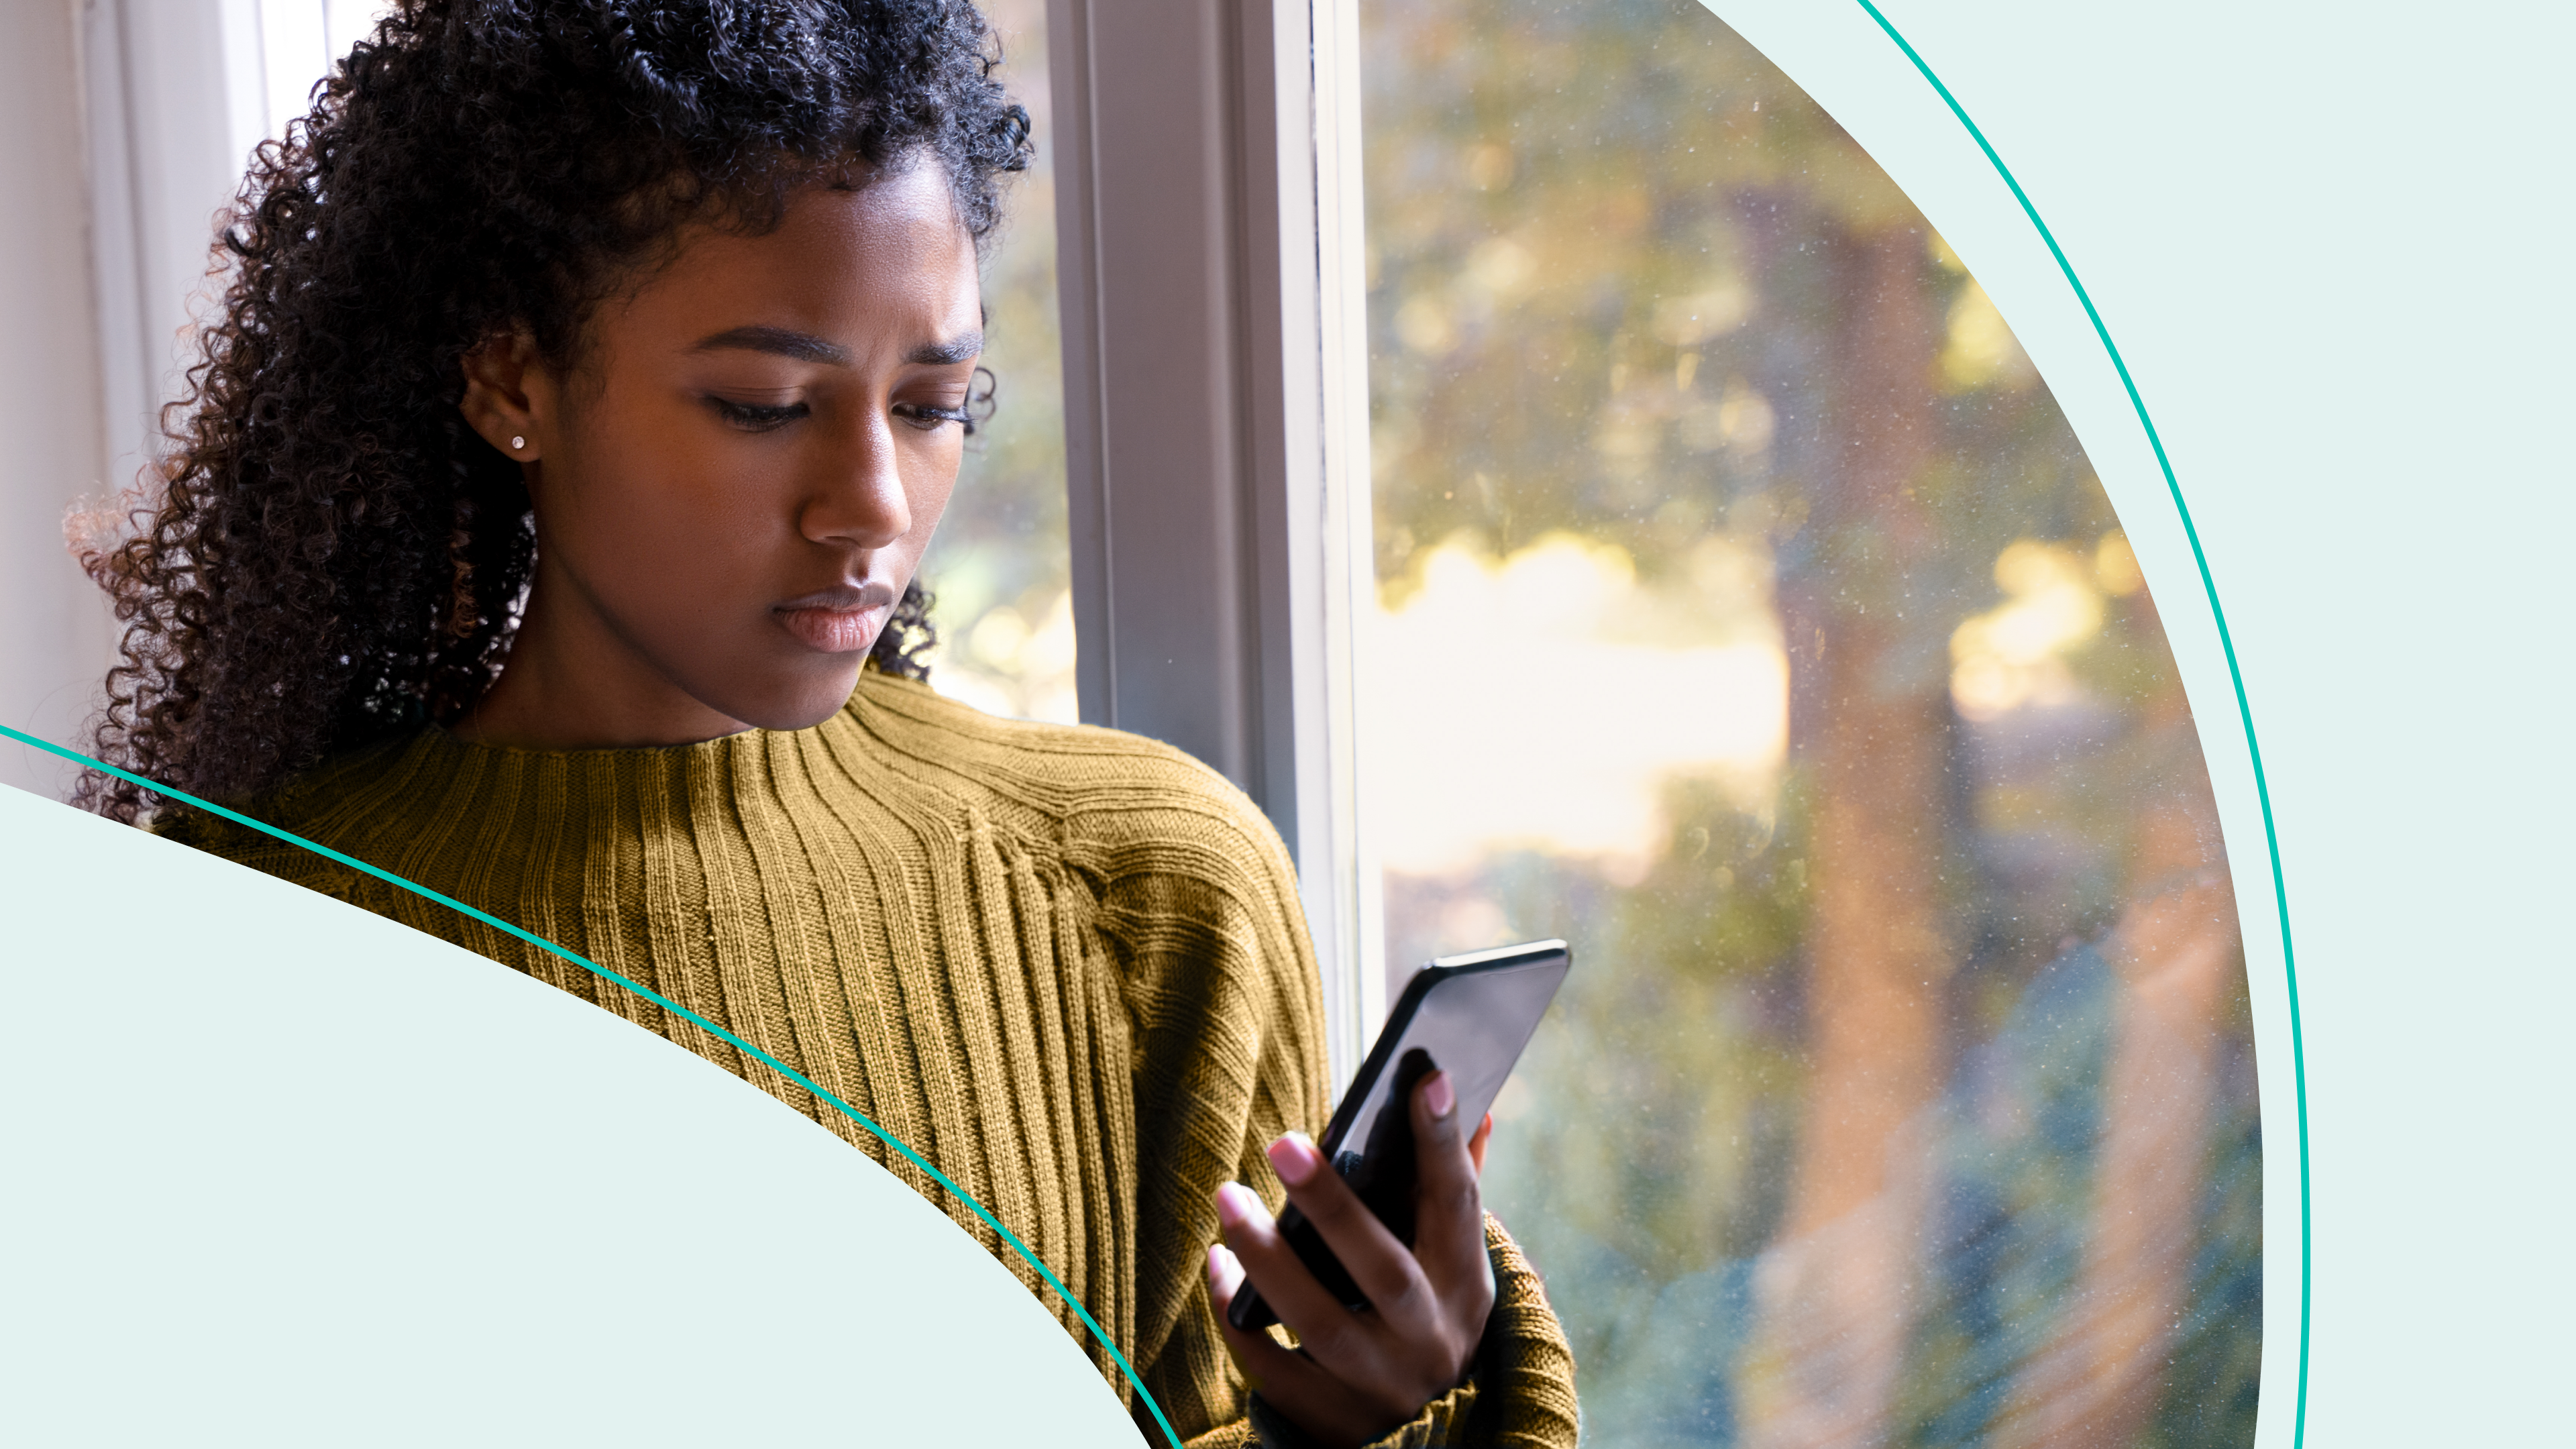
[510,435,526,451]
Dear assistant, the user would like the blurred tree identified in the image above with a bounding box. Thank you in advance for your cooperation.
[1992,596,2246,1449]
[1737,217,1954,1449]
[1353,2,2261,1446]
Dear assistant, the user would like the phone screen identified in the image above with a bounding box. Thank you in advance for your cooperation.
[1322,945,1570,1162]
[1227,940,1570,1332]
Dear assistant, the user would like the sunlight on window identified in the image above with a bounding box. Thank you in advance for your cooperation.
[255,0,398,140]
[1366,532,1786,883]
[1397,294,1459,356]
[1938,280,2039,392]
[1651,279,1752,347]
[2096,528,2146,596]
[922,587,1078,724]
[1466,237,1538,296]
[1949,539,2107,718]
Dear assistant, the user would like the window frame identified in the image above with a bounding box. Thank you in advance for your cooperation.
[1045,0,1379,1082]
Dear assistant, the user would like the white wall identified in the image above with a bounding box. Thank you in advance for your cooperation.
[0,1,115,801]
[2,0,365,800]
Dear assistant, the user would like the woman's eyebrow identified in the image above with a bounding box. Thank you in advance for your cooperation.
[906,329,984,366]
[686,325,982,368]
[692,325,850,364]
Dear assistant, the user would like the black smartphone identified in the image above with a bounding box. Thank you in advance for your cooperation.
[1225,938,1572,1332]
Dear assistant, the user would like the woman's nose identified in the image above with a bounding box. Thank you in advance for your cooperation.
[798,407,912,549]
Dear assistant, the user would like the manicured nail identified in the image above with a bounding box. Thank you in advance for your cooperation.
[1215,1181,1258,1229]
[1424,1071,1456,1120]
[1267,1132,1321,1187]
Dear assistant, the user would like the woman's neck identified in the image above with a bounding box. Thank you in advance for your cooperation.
[455,568,754,751]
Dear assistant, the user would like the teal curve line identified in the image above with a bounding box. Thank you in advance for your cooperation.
[0,721,1185,1449]
[1841,3,2312,1444]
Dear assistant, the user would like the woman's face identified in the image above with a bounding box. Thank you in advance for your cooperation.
[462,162,981,746]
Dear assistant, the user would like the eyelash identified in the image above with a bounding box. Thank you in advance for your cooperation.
[895,402,975,431]
[708,398,973,433]
[711,398,807,432]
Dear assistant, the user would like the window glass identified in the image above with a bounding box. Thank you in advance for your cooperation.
[252,2,399,141]
[1357,4,2260,1444]
[915,0,1078,723]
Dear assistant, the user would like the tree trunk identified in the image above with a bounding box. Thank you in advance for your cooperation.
[1996,602,2241,1448]
[1743,222,1950,1449]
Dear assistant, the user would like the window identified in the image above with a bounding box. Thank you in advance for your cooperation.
[249,1,400,142]
[914,0,1079,723]
[1348,3,2260,1442]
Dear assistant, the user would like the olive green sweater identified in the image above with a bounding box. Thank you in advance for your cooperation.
[167,671,1578,1447]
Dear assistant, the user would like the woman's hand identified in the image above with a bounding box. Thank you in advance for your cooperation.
[1205,1071,1499,1448]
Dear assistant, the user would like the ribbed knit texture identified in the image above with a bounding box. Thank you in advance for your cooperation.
[166,671,1577,1447]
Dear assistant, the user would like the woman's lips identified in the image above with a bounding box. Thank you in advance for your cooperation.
[775,602,888,653]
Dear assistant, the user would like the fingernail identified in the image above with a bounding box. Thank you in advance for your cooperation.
[1424,1071,1456,1120]
[1215,1181,1258,1229]
[1267,1132,1321,1186]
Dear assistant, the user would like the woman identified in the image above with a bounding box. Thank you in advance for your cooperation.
[82,3,1578,1446]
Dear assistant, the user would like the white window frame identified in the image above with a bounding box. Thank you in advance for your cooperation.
[80,0,378,517]
[1046,0,1379,1084]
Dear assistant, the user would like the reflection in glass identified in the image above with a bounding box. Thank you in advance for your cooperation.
[918,0,1077,722]
[1356,3,2259,1445]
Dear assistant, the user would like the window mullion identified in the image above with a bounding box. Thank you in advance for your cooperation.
[1045,0,1375,1084]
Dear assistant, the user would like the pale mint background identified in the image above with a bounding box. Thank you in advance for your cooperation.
[1703,1,2573,1444]
[0,784,1138,1446]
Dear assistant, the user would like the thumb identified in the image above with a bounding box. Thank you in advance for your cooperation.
[1410,1071,1489,1296]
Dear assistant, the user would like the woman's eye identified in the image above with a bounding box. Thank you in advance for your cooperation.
[894,401,975,432]
[710,397,809,432]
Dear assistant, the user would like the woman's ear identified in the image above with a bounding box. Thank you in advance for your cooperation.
[459,331,548,464]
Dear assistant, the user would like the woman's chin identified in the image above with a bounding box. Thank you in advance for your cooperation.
[720,661,875,733]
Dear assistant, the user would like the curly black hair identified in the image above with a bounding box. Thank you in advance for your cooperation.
[78,0,1030,822]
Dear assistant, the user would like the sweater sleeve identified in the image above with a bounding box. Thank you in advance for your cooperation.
[1077,745,1577,1448]
[1219,1218,1581,1449]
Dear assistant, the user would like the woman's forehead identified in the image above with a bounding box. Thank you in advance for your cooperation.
[612,168,980,356]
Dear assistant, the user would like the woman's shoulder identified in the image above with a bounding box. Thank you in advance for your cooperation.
[150,729,426,893]
[848,670,1235,792]
[847,672,1294,884]
[849,670,1320,1032]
